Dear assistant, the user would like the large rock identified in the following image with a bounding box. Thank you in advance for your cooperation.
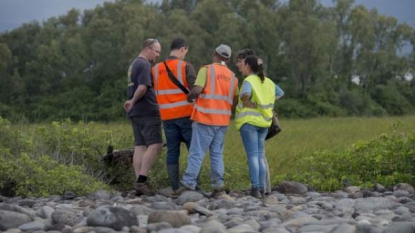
[354,197,398,212]
[0,209,32,230]
[150,202,179,210]
[86,206,138,231]
[51,208,83,227]
[0,203,36,220]
[382,222,415,233]
[393,183,415,194]
[88,189,111,200]
[176,191,204,206]
[200,220,227,233]
[147,210,190,228]
[276,181,308,195]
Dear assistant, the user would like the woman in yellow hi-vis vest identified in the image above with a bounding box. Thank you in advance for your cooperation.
[235,55,284,198]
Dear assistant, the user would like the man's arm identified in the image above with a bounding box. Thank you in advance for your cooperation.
[186,67,207,102]
[186,85,203,103]
[124,85,148,112]
[124,59,151,112]
[185,63,197,89]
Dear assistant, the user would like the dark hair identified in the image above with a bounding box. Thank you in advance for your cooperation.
[237,49,255,60]
[170,38,188,51]
[244,55,265,82]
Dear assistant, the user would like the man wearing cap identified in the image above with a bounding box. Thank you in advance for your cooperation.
[124,38,164,196]
[178,44,239,197]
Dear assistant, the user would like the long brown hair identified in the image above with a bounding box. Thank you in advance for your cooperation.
[244,55,265,82]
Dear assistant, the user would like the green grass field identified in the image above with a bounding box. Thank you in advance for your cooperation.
[104,115,415,189]
[10,115,415,191]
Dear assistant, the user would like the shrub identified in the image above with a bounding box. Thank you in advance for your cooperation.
[277,99,318,118]
[0,154,109,197]
[277,130,415,191]
[0,117,112,197]
[371,84,414,115]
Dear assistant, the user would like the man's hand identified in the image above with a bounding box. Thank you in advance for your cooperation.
[124,100,134,112]
[187,85,203,103]
[186,94,194,103]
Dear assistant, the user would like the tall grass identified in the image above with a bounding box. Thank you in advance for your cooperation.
[11,115,415,191]
[100,116,415,190]
[262,116,415,174]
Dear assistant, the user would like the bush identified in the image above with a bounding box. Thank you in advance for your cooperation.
[0,117,113,197]
[276,130,415,191]
[0,154,109,197]
[371,83,414,115]
[338,88,383,116]
[277,99,318,118]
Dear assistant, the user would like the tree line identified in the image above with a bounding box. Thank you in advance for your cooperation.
[0,0,414,122]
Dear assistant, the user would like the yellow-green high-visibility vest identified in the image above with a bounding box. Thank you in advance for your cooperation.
[235,75,275,130]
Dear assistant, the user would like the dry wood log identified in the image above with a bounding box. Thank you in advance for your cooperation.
[100,145,133,165]
[100,144,166,165]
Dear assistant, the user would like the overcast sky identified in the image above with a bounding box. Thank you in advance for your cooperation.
[0,0,414,33]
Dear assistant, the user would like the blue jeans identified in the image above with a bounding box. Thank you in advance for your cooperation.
[240,123,268,189]
[182,122,228,189]
[163,117,192,165]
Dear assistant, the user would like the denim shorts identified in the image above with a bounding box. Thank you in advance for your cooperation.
[130,116,163,146]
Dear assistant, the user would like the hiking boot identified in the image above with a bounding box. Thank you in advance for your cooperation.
[210,187,225,198]
[172,182,196,196]
[250,187,262,199]
[260,190,266,199]
[167,164,180,191]
[133,182,156,196]
[195,184,210,198]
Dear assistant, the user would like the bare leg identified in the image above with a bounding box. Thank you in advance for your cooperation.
[133,146,146,178]
[139,143,163,176]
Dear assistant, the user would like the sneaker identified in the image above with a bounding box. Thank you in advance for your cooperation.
[133,182,156,196]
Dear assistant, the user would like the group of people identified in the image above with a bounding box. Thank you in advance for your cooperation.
[124,38,284,199]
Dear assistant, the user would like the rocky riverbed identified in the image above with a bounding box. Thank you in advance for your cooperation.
[1,181,415,233]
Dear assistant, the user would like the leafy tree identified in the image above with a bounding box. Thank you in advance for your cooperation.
[0,0,414,121]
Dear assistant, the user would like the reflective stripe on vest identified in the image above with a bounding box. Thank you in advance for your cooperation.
[153,60,185,95]
[199,65,236,104]
[152,59,193,120]
[235,107,272,122]
[191,64,238,126]
[158,100,190,109]
[234,75,275,130]
[194,105,232,115]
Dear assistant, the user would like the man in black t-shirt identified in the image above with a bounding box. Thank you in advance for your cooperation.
[124,38,163,196]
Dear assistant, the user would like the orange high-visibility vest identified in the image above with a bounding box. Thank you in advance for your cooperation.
[152,59,193,120]
[191,64,238,126]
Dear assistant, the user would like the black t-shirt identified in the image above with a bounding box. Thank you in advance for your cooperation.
[127,57,160,118]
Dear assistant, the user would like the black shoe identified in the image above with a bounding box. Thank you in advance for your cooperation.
[250,187,262,199]
[260,190,266,199]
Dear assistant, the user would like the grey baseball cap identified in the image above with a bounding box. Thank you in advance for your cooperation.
[215,44,231,59]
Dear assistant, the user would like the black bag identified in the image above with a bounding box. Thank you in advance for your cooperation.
[265,111,281,140]
[164,61,189,94]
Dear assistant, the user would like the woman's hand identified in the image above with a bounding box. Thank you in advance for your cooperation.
[243,100,257,109]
